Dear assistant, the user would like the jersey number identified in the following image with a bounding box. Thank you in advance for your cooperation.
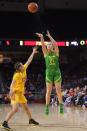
[49,58,55,65]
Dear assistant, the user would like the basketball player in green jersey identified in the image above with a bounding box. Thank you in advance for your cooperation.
[36,31,64,115]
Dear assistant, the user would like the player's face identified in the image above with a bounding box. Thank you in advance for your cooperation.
[19,64,25,73]
[47,42,53,51]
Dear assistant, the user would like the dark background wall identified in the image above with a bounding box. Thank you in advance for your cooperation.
[0,0,87,40]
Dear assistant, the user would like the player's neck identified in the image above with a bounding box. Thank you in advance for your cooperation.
[48,50,53,54]
[20,71,24,73]
[17,70,24,73]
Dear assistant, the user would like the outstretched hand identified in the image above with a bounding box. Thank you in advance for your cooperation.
[36,33,43,38]
[33,46,39,54]
[46,30,51,38]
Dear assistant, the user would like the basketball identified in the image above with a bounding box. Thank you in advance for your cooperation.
[28,2,38,13]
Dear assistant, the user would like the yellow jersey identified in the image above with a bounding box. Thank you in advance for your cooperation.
[12,64,28,95]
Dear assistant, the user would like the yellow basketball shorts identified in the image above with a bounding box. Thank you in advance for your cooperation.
[11,94,27,105]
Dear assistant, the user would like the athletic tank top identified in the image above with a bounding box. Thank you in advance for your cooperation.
[45,52,61,74]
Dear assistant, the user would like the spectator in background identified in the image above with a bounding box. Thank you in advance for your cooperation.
[76,86,80,94]
[51,93,58,106]
[0,94,4,104]
[4,94,10,104]
[28,91,35,103]
[83,85,87,107]
[71,88,78,106]
[75,89,84,106]
[64,88,74,106]
[29,82,35,93]
[62,89,69,103]
[25,90,35,103]
[69,88,74,96]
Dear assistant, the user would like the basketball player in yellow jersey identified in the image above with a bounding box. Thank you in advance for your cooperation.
[0,47,39,130]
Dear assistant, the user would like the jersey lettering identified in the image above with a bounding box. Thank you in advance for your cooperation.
[49,58,55,65]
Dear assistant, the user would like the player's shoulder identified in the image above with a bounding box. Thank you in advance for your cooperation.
[24,64,28,69]
[13,72,20,78]
[13,72,20,81]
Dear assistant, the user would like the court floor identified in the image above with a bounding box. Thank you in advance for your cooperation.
[0,104,87,131]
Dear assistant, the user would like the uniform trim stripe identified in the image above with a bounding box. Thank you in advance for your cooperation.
[54,76,61,82]
[46,76,52,83]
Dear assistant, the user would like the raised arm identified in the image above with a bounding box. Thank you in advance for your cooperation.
[46,30,59,56]
[25,46,38,66]
[36,33,47,57]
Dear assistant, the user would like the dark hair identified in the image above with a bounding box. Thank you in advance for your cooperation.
[14,62,22,71]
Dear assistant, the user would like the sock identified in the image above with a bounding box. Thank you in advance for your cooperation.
[45,104,49,115]
[46,104,49,109]
[59,103,63,108]
[59,103,64,114]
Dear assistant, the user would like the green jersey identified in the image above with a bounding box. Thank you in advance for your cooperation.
[45,52,61,83]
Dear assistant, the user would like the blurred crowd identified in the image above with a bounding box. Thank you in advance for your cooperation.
[51,85,87,109]
[62,85,87,108]
[0,58,87,108]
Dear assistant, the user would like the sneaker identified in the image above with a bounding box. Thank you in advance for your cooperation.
[0,121,12,130]
[29,119,39,126]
